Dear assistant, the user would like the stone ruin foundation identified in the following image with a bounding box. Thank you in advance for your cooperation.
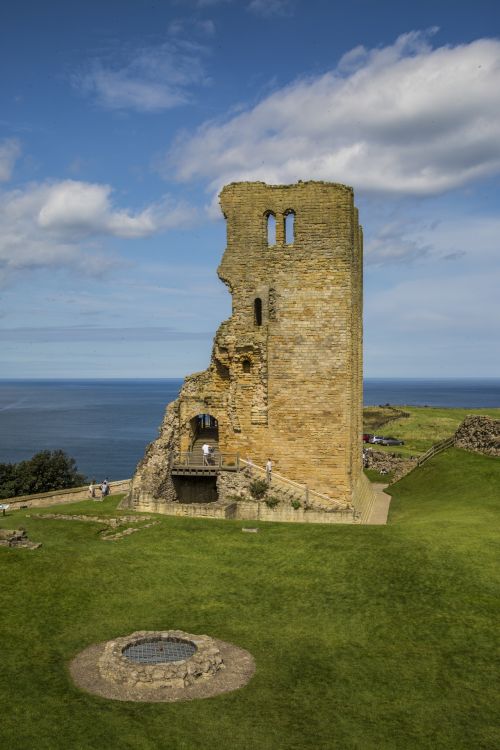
[0,528,41,549]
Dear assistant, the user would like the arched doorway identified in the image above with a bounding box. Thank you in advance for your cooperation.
[190,413,219,465]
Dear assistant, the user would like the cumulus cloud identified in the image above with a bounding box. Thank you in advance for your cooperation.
[0,138,21,182]
[167,31,500,196]
[74,39,209,112]
[0,179,195,284]
[35,180,194,238]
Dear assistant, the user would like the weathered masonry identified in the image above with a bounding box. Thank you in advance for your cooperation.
[128,181,373,519]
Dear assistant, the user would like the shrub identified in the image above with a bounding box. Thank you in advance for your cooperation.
[291,499,301,510]
[0,450,86,499]
[249,479,268,500]
[265,496,280,508]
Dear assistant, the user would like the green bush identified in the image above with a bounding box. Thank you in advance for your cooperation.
[291,499,301,510]
[0,450,86,499]
[249,479,268,500]
[265,496,280,508]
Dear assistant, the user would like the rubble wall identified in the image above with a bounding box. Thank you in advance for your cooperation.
[454,415,500,456]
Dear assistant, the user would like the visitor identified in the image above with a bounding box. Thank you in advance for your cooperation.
[100,479,109,498]
[88,480,96,499]
[266,458,273,484]
[202,443,210,465]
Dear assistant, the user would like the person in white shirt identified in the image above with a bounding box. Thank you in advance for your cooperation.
[202,443,210,465]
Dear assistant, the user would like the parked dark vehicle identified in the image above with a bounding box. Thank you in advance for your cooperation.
[379,437,405,446]
[363,434,373,443]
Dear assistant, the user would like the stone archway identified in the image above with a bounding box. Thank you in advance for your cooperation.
[189,413,219,460]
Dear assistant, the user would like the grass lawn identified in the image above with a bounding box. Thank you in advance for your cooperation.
[364,406,500,457]
[1,448,499,750]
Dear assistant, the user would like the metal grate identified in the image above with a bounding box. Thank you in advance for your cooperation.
[123,638,196,664]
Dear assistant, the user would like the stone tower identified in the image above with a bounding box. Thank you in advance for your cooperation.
[129,181,366,512]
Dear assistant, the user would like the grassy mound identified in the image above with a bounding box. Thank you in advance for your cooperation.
[1,449,499,749]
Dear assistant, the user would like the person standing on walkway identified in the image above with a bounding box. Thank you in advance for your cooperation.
[88,480,96,499]
[202,443,210,465]
[266,458,273,485]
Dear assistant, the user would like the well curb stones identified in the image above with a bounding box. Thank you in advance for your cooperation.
[70,631,255,702]
[99,630,223,689]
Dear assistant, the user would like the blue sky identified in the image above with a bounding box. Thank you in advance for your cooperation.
[1,0,500,378]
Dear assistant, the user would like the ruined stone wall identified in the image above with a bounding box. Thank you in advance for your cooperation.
[454,415,500,457]
[129,181,364,508]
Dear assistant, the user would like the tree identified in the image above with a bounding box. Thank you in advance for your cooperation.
[0,450,86,499]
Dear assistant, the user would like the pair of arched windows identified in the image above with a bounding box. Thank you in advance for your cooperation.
[266,210,295,246]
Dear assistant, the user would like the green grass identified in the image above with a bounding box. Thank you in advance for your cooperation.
[364,405,500,457]
[1,449,499,750]
[363,405,410,432]
[364,468,394,483]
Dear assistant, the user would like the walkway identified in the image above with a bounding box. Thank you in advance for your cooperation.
[364,483,392,525]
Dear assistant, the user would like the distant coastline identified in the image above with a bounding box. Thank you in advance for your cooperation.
[0,378,498,480]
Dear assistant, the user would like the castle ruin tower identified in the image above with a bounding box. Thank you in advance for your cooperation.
[129,181,365,512]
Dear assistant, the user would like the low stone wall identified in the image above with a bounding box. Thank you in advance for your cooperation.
[233,502,356,525]
[134,499,236,520]
[133,497,355,524]
[454,415,500,457]
[3,479,131,511]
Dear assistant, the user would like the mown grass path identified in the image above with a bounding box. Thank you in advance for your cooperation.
[1,448,499,749]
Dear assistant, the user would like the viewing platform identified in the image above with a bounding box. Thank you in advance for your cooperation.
[170,452,240,477]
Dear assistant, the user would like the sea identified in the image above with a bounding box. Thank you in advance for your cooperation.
[0,378,498,481]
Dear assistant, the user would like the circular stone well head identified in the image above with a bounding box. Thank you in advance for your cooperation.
[123,637,197,664]
[98,630,224,690]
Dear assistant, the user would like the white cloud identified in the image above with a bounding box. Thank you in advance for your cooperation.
[364,211,500,266]
[36,180,194,238]
[74,40,209,112]
[365,220,431,265]
[0,179,195,284]
[247,0,294,17]
[168,31,500,196]
[0,138,21,182]
[168,17,216,37]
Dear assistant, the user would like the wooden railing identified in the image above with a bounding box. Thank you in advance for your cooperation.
[172,452,240,471]
[415,436,454,467]
[240,459,350,511]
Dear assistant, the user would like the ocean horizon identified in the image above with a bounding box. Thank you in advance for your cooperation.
[0,377,498,482]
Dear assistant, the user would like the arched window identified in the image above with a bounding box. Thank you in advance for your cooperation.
[285,210,295,244]
[242,359,251,373]
[265,212,276,246]
[254,298,262,326]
